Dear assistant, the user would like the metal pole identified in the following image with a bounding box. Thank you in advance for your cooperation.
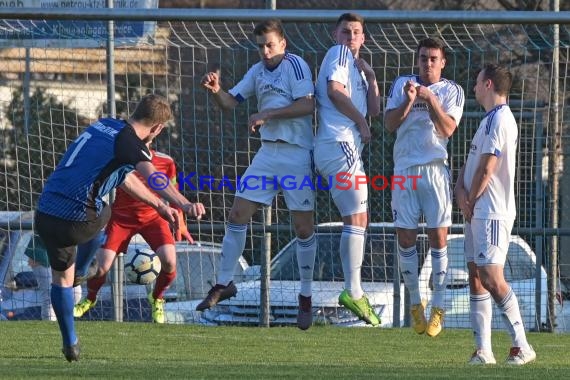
[23,48,31,135]
[534,112,545,331]
[547,0,560,333]
[265,0,276,10]
[259,205,272,327]
[106,0,122,322]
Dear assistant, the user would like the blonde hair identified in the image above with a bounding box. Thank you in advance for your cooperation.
[130,94,172,126]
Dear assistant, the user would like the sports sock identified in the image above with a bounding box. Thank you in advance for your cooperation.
[217,223,247,286]
[86,274,106,302]
[398,245,421,305]
[74,233,103,278]
[470,292,493,352]
[153,270,176,299]
[340,225,365,300]
[430,246,448,308]
[51,283,78,347]
[296,233,316,297]
[497,287,530,350]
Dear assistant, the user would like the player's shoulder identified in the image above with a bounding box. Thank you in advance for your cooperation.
[283,52,311,79]
[440,78,465,92]
[151,150,174,162]
[324,44,352,64]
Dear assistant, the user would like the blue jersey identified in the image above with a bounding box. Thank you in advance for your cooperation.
[38,118,152,221]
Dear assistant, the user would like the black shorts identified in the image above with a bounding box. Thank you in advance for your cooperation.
[34,206,111,271]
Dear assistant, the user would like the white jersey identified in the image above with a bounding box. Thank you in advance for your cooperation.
[315,44,369,145]
[229,52,314,150]
[463,104,518,220]
[386,75,465,171]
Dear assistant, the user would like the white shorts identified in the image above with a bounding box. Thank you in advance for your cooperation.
[314,140,367,216]
[465,219,514,266]
[236,142,315,211]
[391,162,451,229]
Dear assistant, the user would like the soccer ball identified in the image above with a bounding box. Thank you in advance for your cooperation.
[124,248,161,285]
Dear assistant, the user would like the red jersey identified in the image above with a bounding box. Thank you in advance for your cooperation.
[111,150,177,223]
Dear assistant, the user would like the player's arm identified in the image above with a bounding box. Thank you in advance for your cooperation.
[384,80,416,133]
[328,80,371,143]
[248,96,314,131]
[201,71,239,110]
[423,89,457,138]
[467,153,498,205]
[120,172,178,227]
[136,161,206,220]
[356,58,381,117]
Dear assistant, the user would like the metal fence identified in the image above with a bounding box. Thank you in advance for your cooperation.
[0,8,569,331]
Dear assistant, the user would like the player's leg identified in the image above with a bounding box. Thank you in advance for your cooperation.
[197,146,281,311]
[291,210,316,330]
[75,219,133,317]
[280,144,317,330]
[392,166,424,333]
[421,163,452,337]
[474,219,535,365]
[73,206,110,286]
[35,210,108,362]
[142,217,177,323]
[465,222,495,364]
[316,141,378,326]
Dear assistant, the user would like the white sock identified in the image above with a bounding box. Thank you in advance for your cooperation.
[430,246,448,309]
[340,225,365,300]
[217,223,247,286]
[470,292,493,352]
[296,233,316,297]
[497,287,530,349]
[399,245,421,305]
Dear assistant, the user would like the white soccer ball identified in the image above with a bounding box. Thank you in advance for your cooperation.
[124,248,161,285]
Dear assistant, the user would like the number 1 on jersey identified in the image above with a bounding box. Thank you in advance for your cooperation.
[64,132,92,167]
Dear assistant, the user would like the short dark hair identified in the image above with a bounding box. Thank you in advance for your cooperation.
[335,12,365,28]
[417,37,447,59]
[480,63,513,96]
[253,19,285,39]
[130,94,172,126]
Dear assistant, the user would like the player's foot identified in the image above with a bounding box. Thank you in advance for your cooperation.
[73,259,98,287]
[148,293,166,324]
[62,341,80,362]
[426,306,445,337]
[468,349,496,365]
[297,294,313,330]
[73,298,96,318]
[338,290,380,326]
[196,281,237,311]
[410,301,427,334]
[505,346,536,365]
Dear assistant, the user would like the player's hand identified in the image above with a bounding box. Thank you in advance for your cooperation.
[175,209,195,243]
[404,80,418,102]
[182,202,206,221]
[248,111,268,133]
[201,71,221,93]
[357,121,372,144]
[157,204,180,231]
[355,58,375,80]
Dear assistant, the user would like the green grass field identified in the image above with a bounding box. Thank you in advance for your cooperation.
[1,321,569,379]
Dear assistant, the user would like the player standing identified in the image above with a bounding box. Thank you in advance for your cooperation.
[456,63,536,365]
[196,19,317,330]
[384,37,465,337]
[313,13,381,326]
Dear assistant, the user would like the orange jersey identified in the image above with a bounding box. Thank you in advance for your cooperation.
[111,150,177,223]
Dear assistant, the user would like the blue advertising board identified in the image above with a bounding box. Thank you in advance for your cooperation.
[0,0,158,47]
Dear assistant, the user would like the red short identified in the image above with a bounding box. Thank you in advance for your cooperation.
[102,213,175,254]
